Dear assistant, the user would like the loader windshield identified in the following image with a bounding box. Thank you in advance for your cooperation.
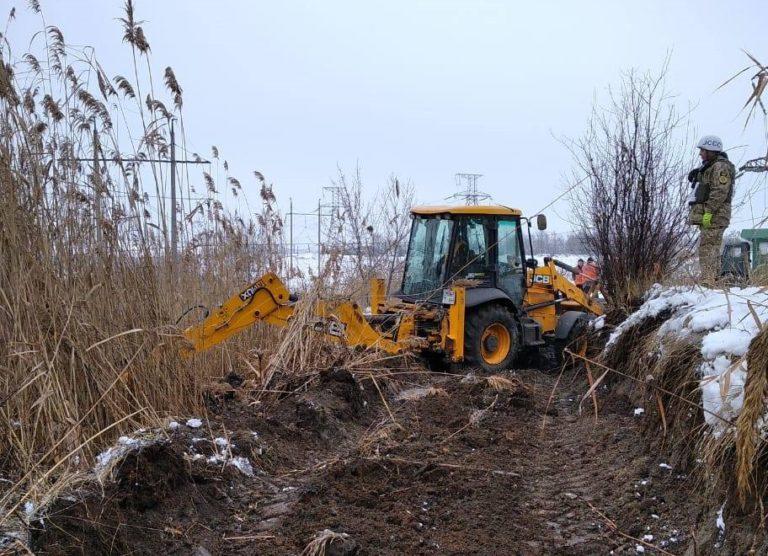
[402,217,453,297]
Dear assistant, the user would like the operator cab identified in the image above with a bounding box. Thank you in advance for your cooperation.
[399,205,530,306]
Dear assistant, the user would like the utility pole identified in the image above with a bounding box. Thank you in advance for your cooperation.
[289,197,293,275]
[285,202,322,278]
[169,118,178,263]
[92,123,103,245]
[448,173,491,205]
[317,198,322,275]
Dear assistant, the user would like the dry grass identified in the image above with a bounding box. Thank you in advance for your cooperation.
[485,374,527,393]
[395,386,448,401]
[357,420,404,458]
[639,335,704,465]
[602,292,768,519]
[734,326,768,506]
[300,529,352,556]
[0,3,398,532]
[602,312,708,467]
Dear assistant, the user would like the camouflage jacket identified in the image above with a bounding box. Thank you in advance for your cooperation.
[688,155,735,228]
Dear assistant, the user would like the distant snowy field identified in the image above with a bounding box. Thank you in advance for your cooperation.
[286,252,589,285]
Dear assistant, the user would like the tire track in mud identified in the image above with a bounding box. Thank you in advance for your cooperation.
[263,368,700,555]
[508,370,695,555]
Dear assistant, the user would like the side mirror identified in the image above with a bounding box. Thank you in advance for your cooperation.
[525,258,538,269]
[536,214,547,231]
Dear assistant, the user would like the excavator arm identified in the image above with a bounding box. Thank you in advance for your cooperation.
[523,258,604,337]
[182,273,295,353]
[181,273,404,355]
[546,259,604,316]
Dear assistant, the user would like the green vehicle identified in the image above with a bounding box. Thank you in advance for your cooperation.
[720,228,768,281]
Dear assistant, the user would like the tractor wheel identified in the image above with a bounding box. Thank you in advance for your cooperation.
[554,316,589,369]
[465,305,519,373]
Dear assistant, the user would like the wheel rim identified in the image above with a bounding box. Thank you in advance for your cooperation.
[480,323,511,365]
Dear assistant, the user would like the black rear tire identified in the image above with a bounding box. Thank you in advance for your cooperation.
[464,304,520,373]
[554,316,588,369]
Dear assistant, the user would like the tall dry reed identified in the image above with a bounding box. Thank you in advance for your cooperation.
[0,2,287,524]
[0,3,411,529]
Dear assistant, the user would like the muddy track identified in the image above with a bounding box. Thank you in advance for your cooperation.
[35,367,706,555]
[257,369,703,555]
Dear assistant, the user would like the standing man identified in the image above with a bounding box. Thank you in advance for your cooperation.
[687,135,736,284]
[582,257,600,293]
[573,258,585,282]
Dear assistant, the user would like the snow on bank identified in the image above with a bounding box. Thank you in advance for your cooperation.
[93,421,256,481]
[608,285,768,436]
[94,434,160,479]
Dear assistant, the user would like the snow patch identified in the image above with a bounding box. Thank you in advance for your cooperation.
[608,285,768,437]
[93,434,159,477]
[716,503,726,534]
[197,436,254,477]
[185,418,203,428]
[229,457,254,477]
[634,408,645,416]
[23,501,34,521]
[592,315,606,331]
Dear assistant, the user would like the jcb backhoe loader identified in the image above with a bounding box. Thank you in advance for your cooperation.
[182,205,603,371]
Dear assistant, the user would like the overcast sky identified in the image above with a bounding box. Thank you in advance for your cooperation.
[6,0,768,236]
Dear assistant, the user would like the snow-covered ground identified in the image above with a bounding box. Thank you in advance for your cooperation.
[608,284,768,436]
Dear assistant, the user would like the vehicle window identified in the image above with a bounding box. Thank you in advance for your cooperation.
[497,219,524,304]
[759,241,768,255]
[730,246,742,257]
[402,217,453,296]
[450,218,489,278]
[498,220,522,268]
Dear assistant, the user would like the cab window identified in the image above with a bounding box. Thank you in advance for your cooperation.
[401,217,454,296]
[497,219,524,304]
[450,218,490,279]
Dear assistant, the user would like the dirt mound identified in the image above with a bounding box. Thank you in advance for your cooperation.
[114,443,190,511]
[30,367,380,555]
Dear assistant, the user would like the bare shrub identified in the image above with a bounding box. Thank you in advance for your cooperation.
[323,167,413,298]
[567,66,693,311]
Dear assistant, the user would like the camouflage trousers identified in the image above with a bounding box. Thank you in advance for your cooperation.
[698,227,725,283]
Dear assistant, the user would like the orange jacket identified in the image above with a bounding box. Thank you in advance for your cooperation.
[581,262,599,282]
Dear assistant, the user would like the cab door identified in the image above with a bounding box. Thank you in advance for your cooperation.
[496,218,525,306]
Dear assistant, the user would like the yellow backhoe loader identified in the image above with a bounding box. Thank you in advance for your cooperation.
[182,205,603,371]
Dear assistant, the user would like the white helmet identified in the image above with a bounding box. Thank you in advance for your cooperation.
[697,135,723,152]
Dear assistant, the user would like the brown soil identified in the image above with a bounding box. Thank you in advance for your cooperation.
[30,366,733,555]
